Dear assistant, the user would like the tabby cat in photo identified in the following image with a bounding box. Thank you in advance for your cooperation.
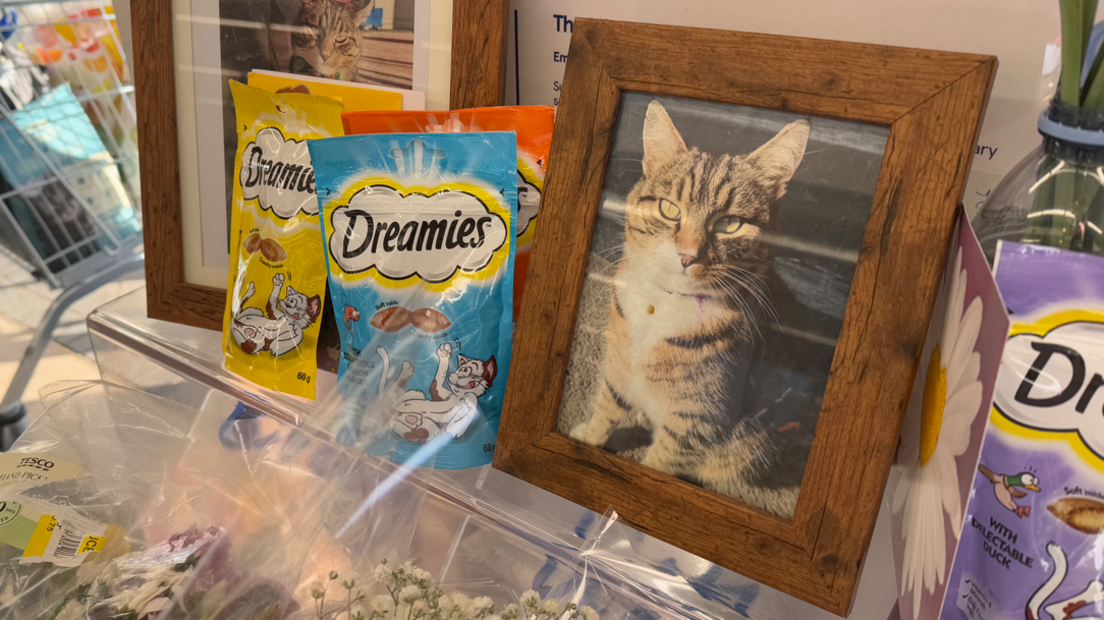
[289,0,374,81]
[570,101,812,517]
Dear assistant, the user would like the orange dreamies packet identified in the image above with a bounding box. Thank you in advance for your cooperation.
[341,107,554,321]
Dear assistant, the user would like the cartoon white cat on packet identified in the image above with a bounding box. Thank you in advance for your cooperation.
[230,273,322,357]
[386,343,497,443]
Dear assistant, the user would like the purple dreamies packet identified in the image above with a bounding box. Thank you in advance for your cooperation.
[943,241,1104,620]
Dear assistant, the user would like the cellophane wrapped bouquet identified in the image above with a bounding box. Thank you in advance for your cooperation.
[0,381,628,620]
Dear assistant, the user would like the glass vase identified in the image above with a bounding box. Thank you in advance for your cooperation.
[975,97,1104,263]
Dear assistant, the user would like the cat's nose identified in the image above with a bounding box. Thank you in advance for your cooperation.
[679,252,698,268]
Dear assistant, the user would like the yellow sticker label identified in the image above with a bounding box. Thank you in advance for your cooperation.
[79,535,105,555]
[24,514,56,558]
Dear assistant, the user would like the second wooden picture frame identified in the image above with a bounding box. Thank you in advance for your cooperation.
[133,0,508,330]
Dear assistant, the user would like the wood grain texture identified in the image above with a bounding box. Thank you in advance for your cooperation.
[132,1,223,330]
[131,0,177,308]
[495,29,613,464]
[494,18,996,616]
[808,62,998,609]
[585,21,991,126]
[449,0,509,109]
[136,1,508,330]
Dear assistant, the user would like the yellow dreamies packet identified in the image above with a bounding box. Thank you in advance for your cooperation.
[221,80,345,399]
[246,71,403,112]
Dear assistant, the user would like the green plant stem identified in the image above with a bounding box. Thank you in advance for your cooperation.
[1056,172,1079,246]
[1062,0,1087,104]
[1083,3,1104,105]
[1086,0,1099,62]
[1083,49,1104,106]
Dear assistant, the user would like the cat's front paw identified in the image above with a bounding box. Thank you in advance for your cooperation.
[569,421,591,443]
[437,343,452,360]
[272,273,284,287]
[245,281,255,297]
[640,446,677,475]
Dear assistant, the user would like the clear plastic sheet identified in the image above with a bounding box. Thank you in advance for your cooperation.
[82,287,903,618]
[0,377,718,620]
[0,380,434,620]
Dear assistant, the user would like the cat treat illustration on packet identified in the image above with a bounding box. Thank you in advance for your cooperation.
[341,107,554,321]
[308,131,516,468]
[221,81,345,400]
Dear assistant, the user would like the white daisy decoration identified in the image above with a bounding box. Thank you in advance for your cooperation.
[892,246,984,617]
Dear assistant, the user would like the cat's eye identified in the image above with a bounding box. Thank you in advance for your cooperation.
[713,216,745,234]
[335,35,349,44]
[658,199,680,221]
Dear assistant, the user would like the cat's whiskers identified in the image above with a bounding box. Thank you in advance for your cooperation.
[709,271,777,342]
[708,278,761,342]
[588,255,632,296]
[716,268,776,323]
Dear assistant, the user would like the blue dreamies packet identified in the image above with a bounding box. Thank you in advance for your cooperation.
[308,132,516,469]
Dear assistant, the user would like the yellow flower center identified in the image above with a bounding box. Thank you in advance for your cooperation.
[919,344,947,466]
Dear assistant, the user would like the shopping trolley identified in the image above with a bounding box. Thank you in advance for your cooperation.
[0,1,143,446]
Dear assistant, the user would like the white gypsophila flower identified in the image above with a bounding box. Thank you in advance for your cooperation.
[54,600,84,620]
[371,594,394,611]
[892,246,985,619]
[577,605,598,620]
[411,566,432,583]
[310,581,326,599]
[540,598,560,615]
[474,595,495,617]
[453,593,477,617]
[399,585,422,604]
[505,603,520,616]
[520,591,541,608]
[374,563,391,583]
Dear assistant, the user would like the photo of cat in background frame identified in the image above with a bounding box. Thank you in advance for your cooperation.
[218,0,416,89]
[557,92,889,519]
[214,0,417,242]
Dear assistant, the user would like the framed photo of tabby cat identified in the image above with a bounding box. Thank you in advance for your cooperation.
[132,0,508,330]
[494,18,995,616]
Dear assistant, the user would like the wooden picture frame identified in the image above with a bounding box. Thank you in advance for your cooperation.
[133,1,508,330]
[493,19,995,616]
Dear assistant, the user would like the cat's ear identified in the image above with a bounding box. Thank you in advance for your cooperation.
[457,354,471,365]
[483,356,497,386]
[748,120,810,199]
[642,101,686,177]
[352,0,376,18]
